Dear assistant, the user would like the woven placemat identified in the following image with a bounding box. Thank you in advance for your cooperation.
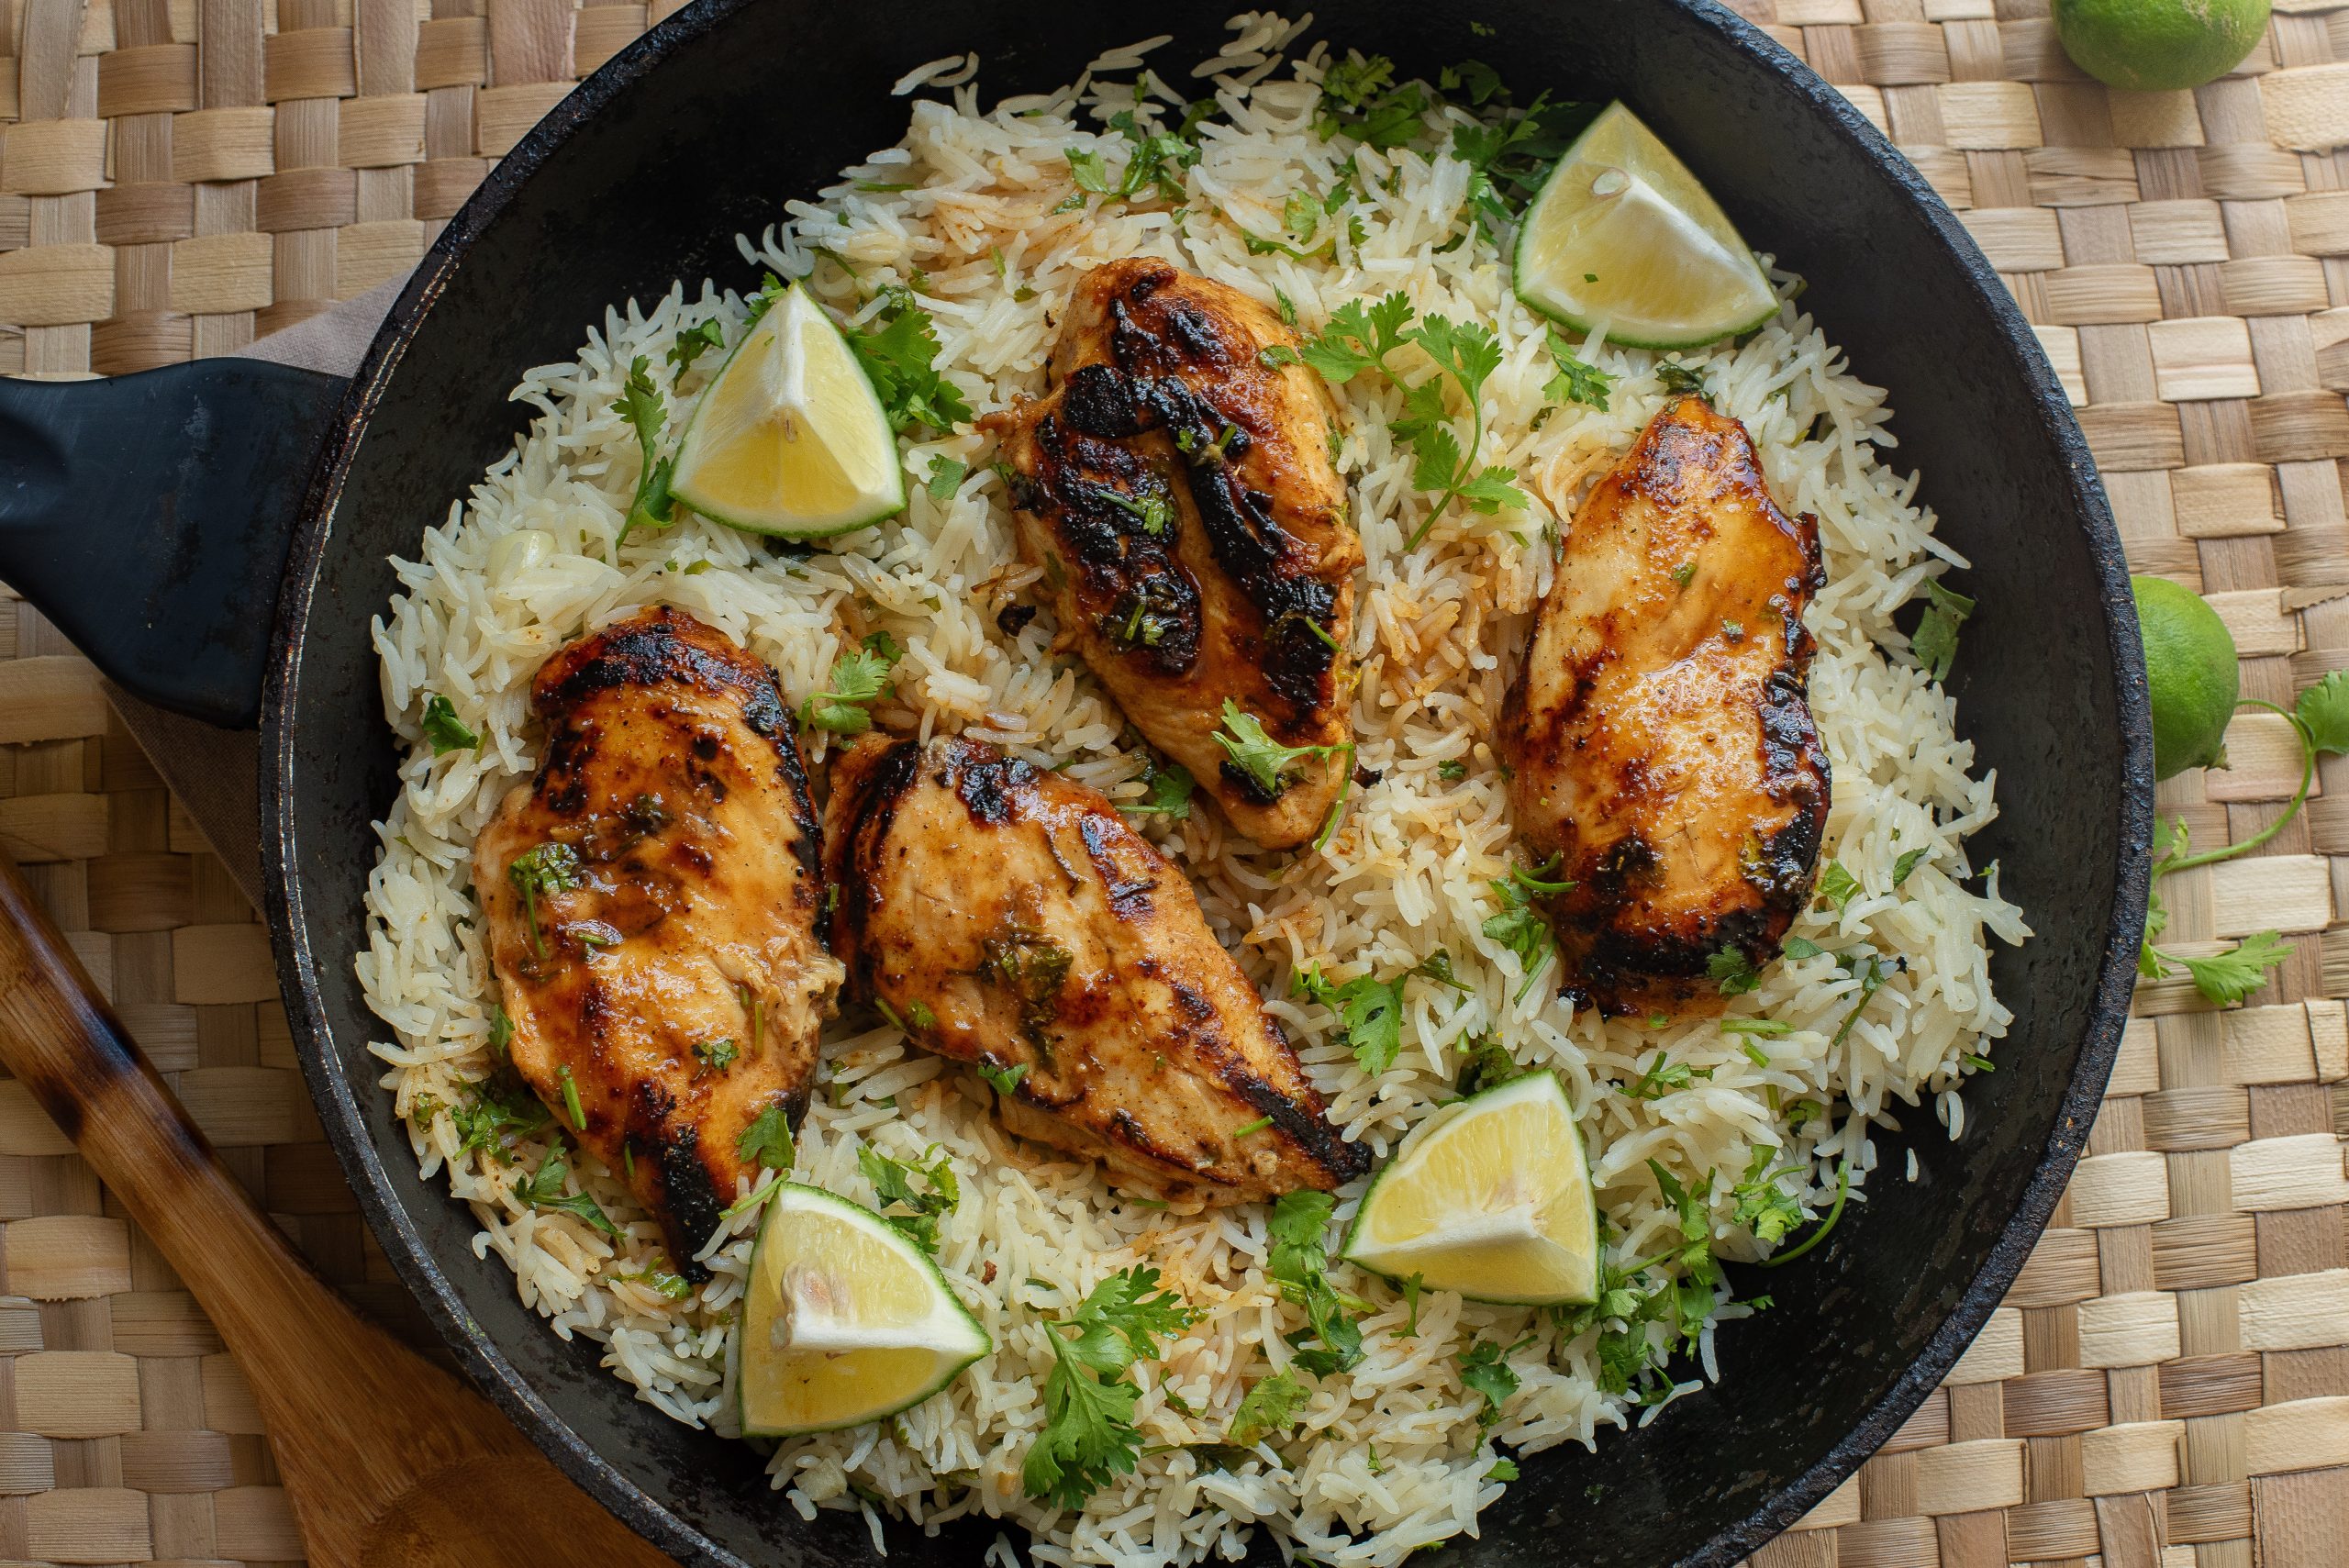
[4,1,2349,1564]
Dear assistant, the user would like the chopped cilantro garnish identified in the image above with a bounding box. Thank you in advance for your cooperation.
[420,695,479,755]
[513,1146,617,1237]
[858,1143,959,1254]
[802,631,901,735]
[1211,700,1350,800]
[615,356,677,547]
[1124,757,1195,819]
[506,841,583,960]
[669,317,727,374]
[1226,1370,1308,1447]
[978,1060,1030,1097]
[925,454,968,501]
[843,295,974,435]
[1910,578,1973,683]
[1022,1266,1199,1508]
[735,1100,795,1173]
[1268,1191,1364,1376]
[1542,330,1612,410]
[1264,292,1527,545]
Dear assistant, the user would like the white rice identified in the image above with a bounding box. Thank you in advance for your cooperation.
[357,17,2028,1565]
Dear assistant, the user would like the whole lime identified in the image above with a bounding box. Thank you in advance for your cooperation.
[2134,575,2240,780]
[2054,0,2269,92]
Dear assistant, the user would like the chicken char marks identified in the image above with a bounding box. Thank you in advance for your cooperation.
[824,732,1365,1200]
[996,258,1361,849]
[474,606,843,1273]
[1500,398,1831,1017]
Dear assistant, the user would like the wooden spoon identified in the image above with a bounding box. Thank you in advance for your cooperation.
[0,843,679,1568]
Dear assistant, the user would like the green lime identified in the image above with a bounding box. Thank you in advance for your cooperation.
[2053,0,2270,92]
[2133,574,2239,780]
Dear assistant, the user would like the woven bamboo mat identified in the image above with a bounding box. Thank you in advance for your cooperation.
[3,0,2349,1564]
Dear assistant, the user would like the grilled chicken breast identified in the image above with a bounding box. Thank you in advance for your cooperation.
[994,258,1361,849]
[1500,398,1830,1017]
[824,732,1366,1199]
[474,606,843,1272]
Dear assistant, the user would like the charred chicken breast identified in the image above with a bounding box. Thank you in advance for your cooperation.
[824,732,1366,1198]
[995,258,1361,849]
[1500,397,1830,1017]
[475,606,843,1271]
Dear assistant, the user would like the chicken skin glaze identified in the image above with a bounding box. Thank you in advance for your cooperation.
[823,731,1366,1199]
[995,258,1361,849]
[1500,397,1831,1017]
[474,606,842,1273]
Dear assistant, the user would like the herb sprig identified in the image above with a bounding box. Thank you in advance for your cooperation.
[2139,670,2349,1006]
[1265,293,1528,546]
[1268,1191,1364,1376]
[802,631,902,736]
[1291,951,1470,1076]
[1022,1267,1200,1509]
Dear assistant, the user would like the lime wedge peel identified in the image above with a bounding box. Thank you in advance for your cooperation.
[738,1183,990,1438]
[670,282,907,539]
[1512,102,1779,352]
[1340,1070,1599,1307]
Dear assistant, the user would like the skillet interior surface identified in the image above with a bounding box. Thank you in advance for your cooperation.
[262,0,2152,1562]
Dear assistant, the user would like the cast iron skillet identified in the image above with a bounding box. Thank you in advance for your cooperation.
[0,0,2152,1562]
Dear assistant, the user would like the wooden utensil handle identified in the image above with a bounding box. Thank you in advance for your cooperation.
[0,849,354,1353]
[0,842,678,1568]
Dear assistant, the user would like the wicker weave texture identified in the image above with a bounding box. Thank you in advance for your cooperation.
[3,1,2349,1565]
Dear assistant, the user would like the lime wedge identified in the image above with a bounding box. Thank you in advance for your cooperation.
[1340,1071,1598,1306]
[670,283,906,538]
[738,1183,989,1436]
[1512,102,1777,351]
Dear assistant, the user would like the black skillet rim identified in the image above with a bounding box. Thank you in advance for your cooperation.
[258,0,2156,1562]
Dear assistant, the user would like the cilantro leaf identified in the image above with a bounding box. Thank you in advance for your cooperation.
[1023,1266,1199,1508]
[1730,1146,1806,1246]
[2177,930,2291,1006]
[448,1071,550,1163]
[1227,1371,1309,1447]
[978,1060,1029,1097]
[506,841,583,961]
[2296,670,2349,755]
[1543,330,1612,410]
[1910,579,1974,683]
[1125,758,1195,819]
[1655,360,1710,399]
[802,632,902,735]
[1454,1031,1529,1097]
[735,1100,795,1173]
[1268,1191,1364,1376]
[925,454,968,501]
[1482,858,1564,1003]
[669,317,726,374]
[858,1143,959,1254]
[1626,1051,1713,1101]
[420,694,479,755]
[1315,54,1431,149]
[1292,964,1408,1076]
[514,1147,618,1237]
[1816,860,1859,913]
[1458,1338,1523,1429]
[844,296,974,435]
[616,356,677,547]
[1211,700,1348,799]
[1708,947,1761,995]
[1892,848,1931,887]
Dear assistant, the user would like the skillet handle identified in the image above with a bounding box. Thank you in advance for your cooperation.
[0,360,348,730]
